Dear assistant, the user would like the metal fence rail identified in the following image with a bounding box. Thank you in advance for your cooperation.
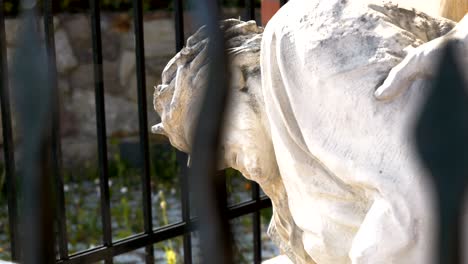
[243,2,263,263]
[0,0,284,263]
[89,0,114,263]
[2,0,467,264]
[11,1,56,262]
[414,41,468,264]
[0,0,18,260]
[43,0,68,260]
[172,1,194,263]
[6,0,468,264]
[132,0,156,262]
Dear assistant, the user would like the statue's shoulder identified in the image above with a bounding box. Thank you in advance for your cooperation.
[264,1,456,45]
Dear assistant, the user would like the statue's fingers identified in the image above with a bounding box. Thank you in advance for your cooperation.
[375,38,447,101]
[375,36,441,101]
[374,62,413,100]
[189,41,209,73]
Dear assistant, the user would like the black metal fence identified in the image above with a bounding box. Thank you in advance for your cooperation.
[0,0,285,263]
[2,0,467,264]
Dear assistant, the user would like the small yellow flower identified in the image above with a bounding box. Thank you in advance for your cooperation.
[160,201,167,210]
[165,249,176,264]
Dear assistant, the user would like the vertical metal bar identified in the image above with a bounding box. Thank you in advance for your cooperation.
[0,0,19,261]
[244,3,262,262]
[246,0,255,21]
[280,0,288,7]
[89,1,113,263]
[252,183,262,264]
[131,0,155,263]
[12,1,56,263]
[173,1,193,263]
[177,152,193,264]
[43,0,69,260]
[413,41,467,264]
[188,0,234,263]
[174,0,185,52]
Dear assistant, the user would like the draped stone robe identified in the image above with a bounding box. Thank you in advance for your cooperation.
[260,1,455,263]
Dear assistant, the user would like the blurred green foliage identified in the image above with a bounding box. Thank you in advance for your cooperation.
[2,0,170,16]
[2,0,261,16]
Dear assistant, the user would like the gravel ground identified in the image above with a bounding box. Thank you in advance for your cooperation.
[0,172,279,263]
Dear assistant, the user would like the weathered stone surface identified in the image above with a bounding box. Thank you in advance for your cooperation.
[104,95,139,137]
[69,63,94,91]
[99,14,122,60]
[152,5,466,263]
[61,136,97,167]
[102,60,123,95]
[6,46,14,69]
[125,72,158,102]
[63,90,139,138]
[5,18,19,46]
[70,61,123,94]
[142,19,175,57]
[262,255,294,264]
[121,19,175,58]
[146,55,173,79]
[55,29,78,74]
[58,77,71,95]
[62,14,91,44]
[0,10,255,166]
[62,14,93,63]
[59,100,77,138]
[101,30,121,61]
[119,50,135,86]
[5,16,60,46]
[38,16,61,36]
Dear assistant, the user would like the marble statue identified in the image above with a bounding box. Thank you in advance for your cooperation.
[152,0,467,263]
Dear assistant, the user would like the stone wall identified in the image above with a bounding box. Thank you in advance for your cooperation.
[2,9,260,167]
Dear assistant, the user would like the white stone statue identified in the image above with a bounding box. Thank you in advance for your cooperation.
[152,1,467,263]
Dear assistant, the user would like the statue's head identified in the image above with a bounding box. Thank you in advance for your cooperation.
[152,19,307,262]
[152,19,276,181]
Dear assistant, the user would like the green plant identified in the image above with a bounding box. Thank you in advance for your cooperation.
[110,153,131,181]
[158,190,180,264]
[59,0,71,10]
[0,139,271,262]
[261,207,273,223]
[0,163,6,203]
[4,2,13,14]
[121,197,130,227]
[151,145,179,186]
[3,0,260,17]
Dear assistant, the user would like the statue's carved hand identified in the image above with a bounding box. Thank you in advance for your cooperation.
[374,38,444,100]
[375,15,467,101]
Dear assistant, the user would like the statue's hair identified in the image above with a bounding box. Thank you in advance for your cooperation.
[153,19,263,150]
[160,19,263,86]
